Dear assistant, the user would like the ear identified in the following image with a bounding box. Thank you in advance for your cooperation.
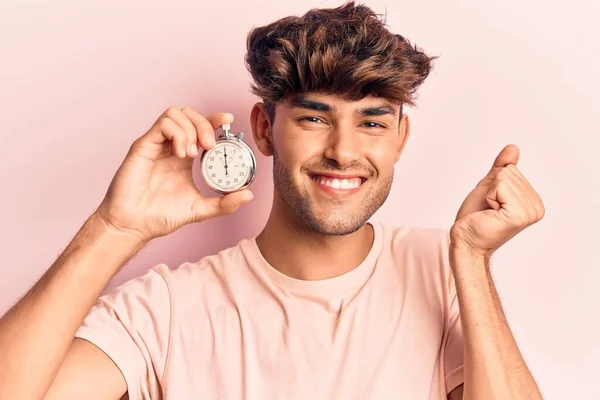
[250,102,273,157]
[395,113,411,163]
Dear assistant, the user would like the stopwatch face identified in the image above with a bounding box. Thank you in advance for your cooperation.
[201,140,255,193]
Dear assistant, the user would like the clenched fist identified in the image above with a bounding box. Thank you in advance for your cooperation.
[450,144,545,258]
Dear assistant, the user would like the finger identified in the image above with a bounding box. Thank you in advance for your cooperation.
[496,167,540,221]
[191,190,253,222]
[504,164,545,221]
[205,112,235,131]
[180,108,216,151]
[164,108,199,158]
[486,180,527,226]
[182,109,234,151]
[501,165,536,212]
[144,108,184,144]
[504,164,535,194]
[496,167,526,203]
[482,144,520,182]
[159,117,187,158]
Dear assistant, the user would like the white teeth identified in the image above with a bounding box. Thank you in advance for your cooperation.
[341,179,354,189]
[313,176,362,190]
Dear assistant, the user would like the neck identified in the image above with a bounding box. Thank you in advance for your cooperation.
[255,195,374,281]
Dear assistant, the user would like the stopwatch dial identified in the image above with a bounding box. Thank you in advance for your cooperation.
[202,142,252,192]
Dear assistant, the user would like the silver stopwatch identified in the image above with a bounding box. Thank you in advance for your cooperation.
[200,124,257,194]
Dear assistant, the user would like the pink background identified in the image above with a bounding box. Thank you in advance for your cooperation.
[1,0,598,398]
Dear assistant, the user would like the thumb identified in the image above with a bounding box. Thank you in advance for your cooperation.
[482,144,520,181]
[191,190,254,222]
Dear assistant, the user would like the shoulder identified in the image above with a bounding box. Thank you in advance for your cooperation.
[375,222,453,295]
[377,222,450,261]
[154,237,250,280]
[149,238,255,304]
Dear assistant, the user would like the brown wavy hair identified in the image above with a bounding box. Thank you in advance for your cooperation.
[244,1,437,122]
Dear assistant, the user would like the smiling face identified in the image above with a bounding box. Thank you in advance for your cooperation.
[251,92,410,236]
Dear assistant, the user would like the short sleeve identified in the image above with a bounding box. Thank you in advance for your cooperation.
[439,230,465,394]
[75,264,173,400]
[444,287,465,393]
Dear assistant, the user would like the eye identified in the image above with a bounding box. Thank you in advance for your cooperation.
[298,116,326,124]
[361,121,386,129]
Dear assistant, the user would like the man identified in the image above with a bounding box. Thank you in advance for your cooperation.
[0,2,544,399]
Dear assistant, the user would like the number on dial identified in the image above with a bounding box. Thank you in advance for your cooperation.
[202,142,251,191]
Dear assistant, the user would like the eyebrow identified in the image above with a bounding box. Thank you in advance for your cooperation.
[289,96,334,112]
[357,105,398,117]
[288,95,398,117]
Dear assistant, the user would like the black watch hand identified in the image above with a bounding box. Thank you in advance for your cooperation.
[224,147,229,176]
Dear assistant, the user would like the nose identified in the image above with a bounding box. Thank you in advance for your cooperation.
[323,126,361,167]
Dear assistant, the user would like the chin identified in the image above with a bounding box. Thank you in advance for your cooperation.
[297,207,369,236]
[273,164,391,236]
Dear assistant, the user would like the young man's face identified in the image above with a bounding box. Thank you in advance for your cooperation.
[252,92,410,235]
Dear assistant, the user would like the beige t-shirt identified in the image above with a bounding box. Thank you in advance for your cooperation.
[76,222,464,399]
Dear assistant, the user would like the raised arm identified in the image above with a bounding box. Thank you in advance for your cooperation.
[0,108,253,399]
[449,144,544,399]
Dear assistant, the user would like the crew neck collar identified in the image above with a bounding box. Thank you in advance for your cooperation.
[241,222,383,299]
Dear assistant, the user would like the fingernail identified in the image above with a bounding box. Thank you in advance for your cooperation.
[190,143,198,156]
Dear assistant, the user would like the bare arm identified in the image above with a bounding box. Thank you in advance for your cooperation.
[0,213,145,399]
[0,108,251,399]
[450,250,542,400]
[45,338,128,400]
[448,144,546,399]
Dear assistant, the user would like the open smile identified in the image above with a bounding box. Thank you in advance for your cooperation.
[308,173,367,195]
